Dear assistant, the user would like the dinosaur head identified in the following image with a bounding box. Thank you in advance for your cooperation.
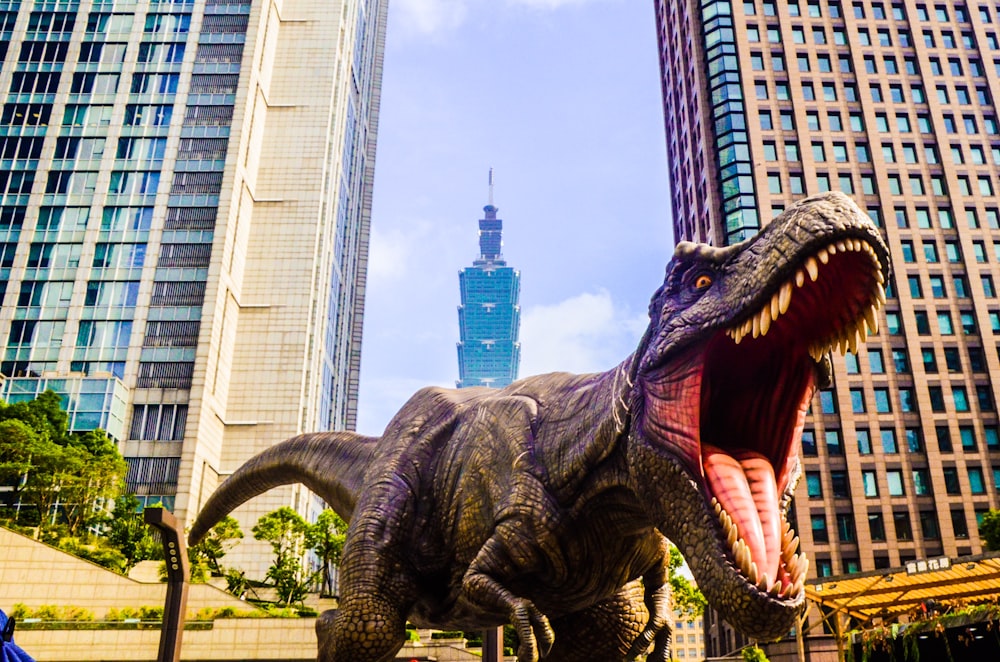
[627,192,890,639]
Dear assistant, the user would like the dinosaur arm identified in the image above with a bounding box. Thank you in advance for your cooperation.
[626,536,673,662]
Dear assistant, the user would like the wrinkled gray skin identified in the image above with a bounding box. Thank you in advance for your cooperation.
[190,192,891,662]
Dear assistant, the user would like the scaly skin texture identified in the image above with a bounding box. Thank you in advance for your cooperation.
[190,192,891,662]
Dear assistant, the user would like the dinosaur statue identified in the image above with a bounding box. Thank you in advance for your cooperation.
[190,191,891,661]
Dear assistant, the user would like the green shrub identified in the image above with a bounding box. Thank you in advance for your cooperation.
[743,645,770,662]
[432,630,465,640]
[10,604,94,621]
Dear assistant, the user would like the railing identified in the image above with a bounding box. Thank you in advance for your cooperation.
[17,619,213,630]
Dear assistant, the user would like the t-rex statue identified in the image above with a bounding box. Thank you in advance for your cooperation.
[190,191,891,661]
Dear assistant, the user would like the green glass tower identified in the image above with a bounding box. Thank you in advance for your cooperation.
[457,173,521,388]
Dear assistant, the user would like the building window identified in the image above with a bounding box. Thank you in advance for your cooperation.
[807,472,823,497]
[850,388,866,413]
[869,512,886,541]
[929,385,945,410]
[919,511,940,539]
[802,429,817,455]
[812,514,829,542]
[943,466,961,494]
[857,428,873,454]
[863,470,878,496]
[960,426,976,450]
[882,429,898,453]
[969,467,987,494]
[831,470,850,497]
[913,468,931,495]
[874,388,892,412]
[837,514,856,542]
[887,470,905,495]
[952,508,969,538]
[954,386,970,411]
[937,426,953,452]
[894,511,913,540]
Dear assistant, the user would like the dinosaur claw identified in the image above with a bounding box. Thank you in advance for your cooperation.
[513,600,553,662]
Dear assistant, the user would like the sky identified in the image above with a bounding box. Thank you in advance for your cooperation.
[356,0,675,435]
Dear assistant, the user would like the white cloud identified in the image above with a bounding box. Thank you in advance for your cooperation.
[392,0,470,36]
[356,375,452,435]
[519,290,647,378]
[367,226,412,285]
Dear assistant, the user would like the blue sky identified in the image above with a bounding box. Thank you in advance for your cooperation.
[356,0,675,434]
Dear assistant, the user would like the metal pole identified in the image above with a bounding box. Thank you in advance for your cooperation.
[483,626,504,662]
[144,507,189,662]
[796,610,807,662]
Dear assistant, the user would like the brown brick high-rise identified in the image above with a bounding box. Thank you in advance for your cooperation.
[655,0,1000,654]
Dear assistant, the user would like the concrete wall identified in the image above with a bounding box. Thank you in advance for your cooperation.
[0,527,251,616]
[15,619,318,662]
[0,527,507,661]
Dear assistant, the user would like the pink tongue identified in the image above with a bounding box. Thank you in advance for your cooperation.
[703,445,780,584]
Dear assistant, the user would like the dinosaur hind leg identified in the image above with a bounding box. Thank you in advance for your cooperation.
[316,594,409,662]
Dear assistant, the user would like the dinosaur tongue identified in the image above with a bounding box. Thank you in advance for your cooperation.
[703,445,780,585]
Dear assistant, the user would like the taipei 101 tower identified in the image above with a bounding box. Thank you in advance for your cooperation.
[457,170,522,388]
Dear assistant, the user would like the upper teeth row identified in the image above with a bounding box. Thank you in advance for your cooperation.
[712,497,809,599]
[724,238,886,357]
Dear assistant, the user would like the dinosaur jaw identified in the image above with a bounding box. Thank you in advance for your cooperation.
[637,236,885,635]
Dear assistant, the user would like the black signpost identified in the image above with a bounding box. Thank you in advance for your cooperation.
[144,508,189,662]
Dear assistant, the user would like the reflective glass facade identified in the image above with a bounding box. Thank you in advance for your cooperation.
[457,202,521,388]
[0,0,387,574]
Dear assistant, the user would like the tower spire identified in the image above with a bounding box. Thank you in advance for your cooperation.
[488,168,495,207]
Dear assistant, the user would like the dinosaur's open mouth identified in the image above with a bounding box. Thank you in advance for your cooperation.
[644,236,886,600]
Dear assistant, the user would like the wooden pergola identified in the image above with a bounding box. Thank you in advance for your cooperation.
[796,551,1000,661]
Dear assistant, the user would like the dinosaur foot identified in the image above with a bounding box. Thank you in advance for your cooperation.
[512,599,555,662]
[626,626,671,662]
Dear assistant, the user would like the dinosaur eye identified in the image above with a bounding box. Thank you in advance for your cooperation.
[693,274,713,291]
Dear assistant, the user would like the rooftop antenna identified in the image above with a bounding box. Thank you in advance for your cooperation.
[488,168,494,207]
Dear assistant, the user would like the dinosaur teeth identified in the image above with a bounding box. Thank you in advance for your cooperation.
[864,306,879,335]
[805,257,819,281]
[715,502,806,598]
[779,282,792,314]
[723,240,886,372]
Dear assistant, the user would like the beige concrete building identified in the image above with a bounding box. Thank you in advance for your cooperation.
[672,609,706,661]
[0,0,388,576]
[654,0,1000,656]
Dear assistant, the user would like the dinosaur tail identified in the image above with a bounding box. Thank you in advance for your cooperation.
[188,431,377,545]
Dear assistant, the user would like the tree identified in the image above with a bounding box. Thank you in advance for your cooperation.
[0,419,41,512]
[17,435,84,531]
[980,509,1000,551]
[306,508,348,597]
[190,515,243,576]
[0,390,126,534]
[105,494,159,572]
[668,544,707,618]
[253,507,313,606]
[60,429,127,535]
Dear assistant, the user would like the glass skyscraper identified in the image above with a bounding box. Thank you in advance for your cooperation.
[0,0,387,575]
[457,180,521,389]
[655,0,1000,654]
